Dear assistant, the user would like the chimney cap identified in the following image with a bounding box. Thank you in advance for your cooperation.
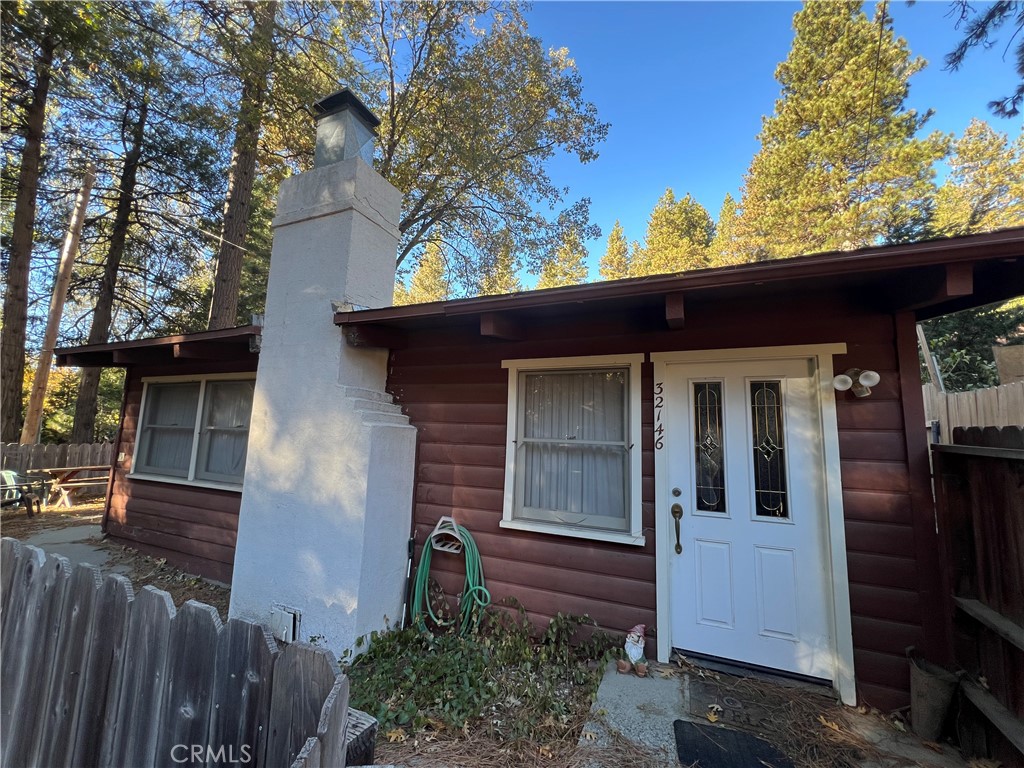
[313,88,380,130]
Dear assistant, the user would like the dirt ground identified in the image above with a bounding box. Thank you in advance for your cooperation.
[1,498,231,619]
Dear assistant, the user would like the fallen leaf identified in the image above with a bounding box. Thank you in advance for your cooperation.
[386,728,406,743]
[706,712,720,723]
[539,745,554,758]
[818,715,841,732]
[582,731,597,741]
[890,719,906,733]
[658,667,675,678]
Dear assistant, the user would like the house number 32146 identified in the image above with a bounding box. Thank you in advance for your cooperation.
[654,382,665,450]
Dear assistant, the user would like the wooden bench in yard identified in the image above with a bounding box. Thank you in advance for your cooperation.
[27,465,112,508]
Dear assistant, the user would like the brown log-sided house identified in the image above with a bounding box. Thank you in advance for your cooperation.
[57,325,261,583]
[57,227,1024,711]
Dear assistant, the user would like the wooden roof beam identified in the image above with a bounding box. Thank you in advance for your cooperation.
[889,263,974,312]
[480,312,524,341]
[342,324,407,349]
[173,341,249,359]
[56,352,115,368]
[112,348,173,365]
[665,292,685,329]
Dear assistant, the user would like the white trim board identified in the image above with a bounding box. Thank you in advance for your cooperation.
[651,343,855,706]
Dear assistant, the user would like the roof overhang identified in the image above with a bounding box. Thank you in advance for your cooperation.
[55,325,262,368]
[334,228,1024,348]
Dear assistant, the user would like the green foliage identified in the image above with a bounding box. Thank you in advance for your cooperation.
[534,229,590,289]
[395,242,451,305]
[708,194,741,267]
[922,298,1024,391]
[944,1,1024,118]
[631,189,714,276]
[344,605,616,741]
[932,118,1024,236]
[346,2,607,284]
[734,1,948,260]
[477,236,524,296]
[598,220,630,280]
[20,362,123,443]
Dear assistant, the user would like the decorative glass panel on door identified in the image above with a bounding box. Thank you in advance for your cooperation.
[693,381,726,513]
[750,380,788,518]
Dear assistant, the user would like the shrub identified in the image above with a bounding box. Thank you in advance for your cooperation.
[344,602,617,741]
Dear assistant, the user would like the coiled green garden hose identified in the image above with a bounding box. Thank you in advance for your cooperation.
[411,522,490,636]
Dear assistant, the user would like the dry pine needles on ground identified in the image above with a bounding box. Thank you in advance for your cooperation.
[375,710,674,768]
[672,656,906,768]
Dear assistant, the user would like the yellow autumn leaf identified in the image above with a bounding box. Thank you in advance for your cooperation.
[706,712,720,723]
[818,715,841,732]
[386,728,406,743]
[539,745,554,759]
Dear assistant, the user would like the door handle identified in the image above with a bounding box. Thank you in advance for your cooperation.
[671,503,683,554]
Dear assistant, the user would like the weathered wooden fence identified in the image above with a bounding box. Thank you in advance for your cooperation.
[933,426,1024,765]
[1,441,114,474]
[0,537,358,768]
[923,382,1024,443]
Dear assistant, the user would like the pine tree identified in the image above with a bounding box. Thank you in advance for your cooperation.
[708,194,741,266]
[631,189,714,276]
[933,118,1024,236]
[599,220,630,280]
[478,241,523,296]
[403,242,450,304]
[734,1,948,260]
[393,281,411,306]
[535,230,589,289]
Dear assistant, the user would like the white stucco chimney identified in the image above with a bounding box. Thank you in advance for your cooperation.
[229,89,417,650]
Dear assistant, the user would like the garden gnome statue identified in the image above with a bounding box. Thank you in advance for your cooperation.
[617,624,649,676]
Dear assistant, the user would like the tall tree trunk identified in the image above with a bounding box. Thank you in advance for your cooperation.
[71,98,148,443]
[207,0,278,330]
[0,36,54,442]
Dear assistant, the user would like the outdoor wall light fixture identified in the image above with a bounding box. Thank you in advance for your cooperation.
[833,368,881,398]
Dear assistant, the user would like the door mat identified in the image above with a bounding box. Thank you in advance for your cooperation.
[673,719,793,767]
[687,676,774,731]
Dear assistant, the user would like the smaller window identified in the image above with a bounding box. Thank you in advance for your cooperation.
[501,355,644,546]
[134,376,254,488]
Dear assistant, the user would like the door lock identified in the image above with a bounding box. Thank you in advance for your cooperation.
[671,503,683,554]
[672,487,682,497]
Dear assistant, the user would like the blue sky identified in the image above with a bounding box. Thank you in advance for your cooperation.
[521,1,1022,280]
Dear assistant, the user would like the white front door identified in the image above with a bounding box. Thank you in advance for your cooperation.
[659,357,835,681]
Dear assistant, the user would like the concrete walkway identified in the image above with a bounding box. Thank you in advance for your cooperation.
[21,525,130,574]
[582,661,968,767]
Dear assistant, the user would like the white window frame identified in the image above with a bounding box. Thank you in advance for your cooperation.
[500,354,645,546]
[131,372,256,492]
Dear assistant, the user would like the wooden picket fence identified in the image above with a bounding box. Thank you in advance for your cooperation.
[1,441,114,475]
[0,538,358,768]
[923,382,1024,443]
[932,426,1024,764]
